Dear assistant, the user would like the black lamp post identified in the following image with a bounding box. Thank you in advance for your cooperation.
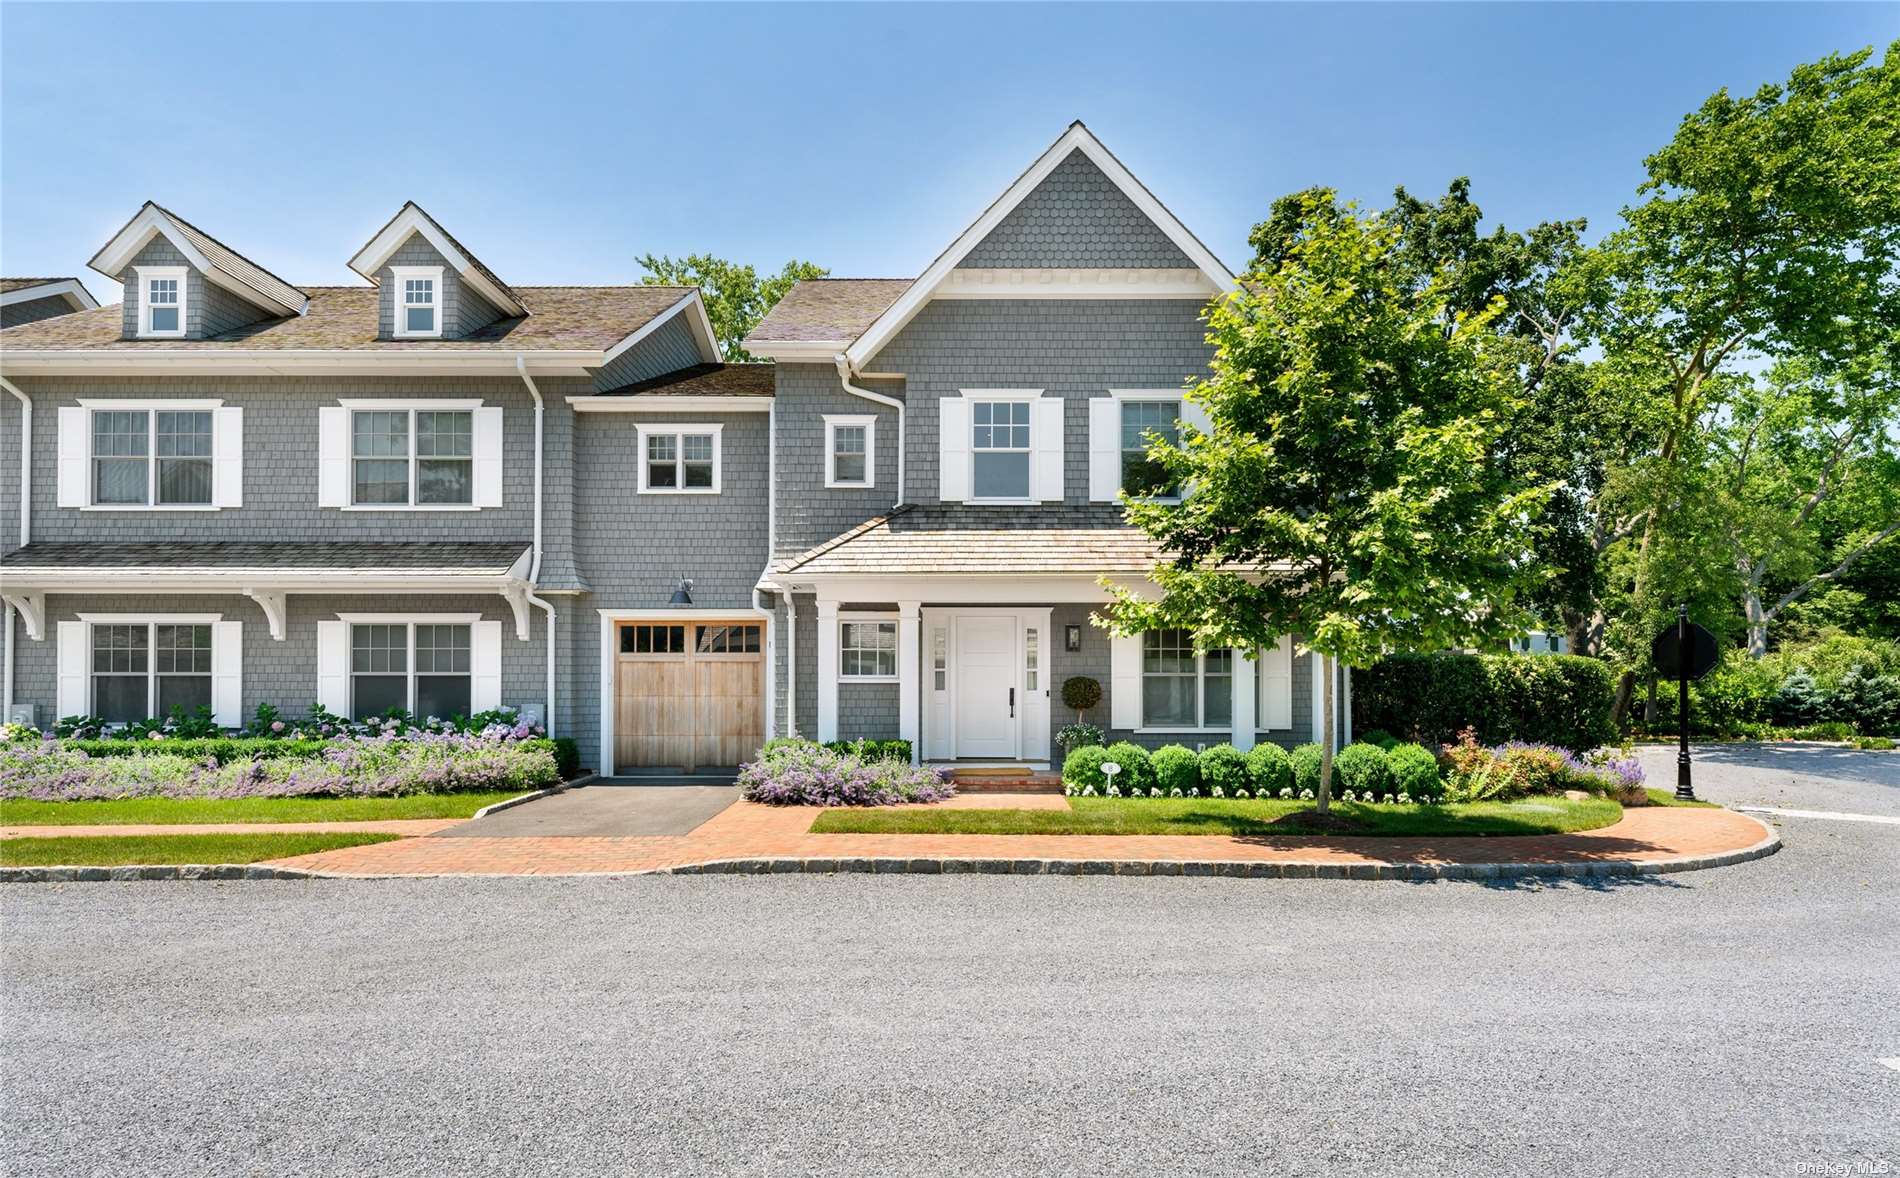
[1675,604,1695,802]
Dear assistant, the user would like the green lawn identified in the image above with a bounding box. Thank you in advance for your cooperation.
[1644,788,1719,808]
[810,794,1624,837]
[0,791,523,827]
[0,832,402,867]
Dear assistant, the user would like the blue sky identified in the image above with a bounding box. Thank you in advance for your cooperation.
[3,3,1893,304]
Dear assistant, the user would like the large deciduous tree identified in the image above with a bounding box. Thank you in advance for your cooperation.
[1101,192,1549,812]
[636,253,828,362]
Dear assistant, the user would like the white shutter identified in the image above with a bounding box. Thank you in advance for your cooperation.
[316,620,349,714]
[317,407,350,507]
[938,396,971,503]
[211,620,243,728]
[1258,635,1293,730]
[471,620,503,711]
[1031,396,1065,503]
[212,406,244,508]
[57,407,88,508]
[1110,631,1142,730]
[1088,397,1120,502]
[56,621,87,720]
[1180,396,1212,439]
[472,406,504,508]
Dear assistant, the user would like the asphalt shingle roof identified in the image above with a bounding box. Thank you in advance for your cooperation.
[1,278,84,294]
[0,541,530,575]
[776,504,1173,576]
[596,362,774,397]
[0,285,695,352]
[747,278,912,344]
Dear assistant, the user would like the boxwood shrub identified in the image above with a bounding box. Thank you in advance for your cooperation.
[1151,745,1199,793]
[819,738,912,763]
[1246,742,1293,794]
[1199,744,1249,793]
[1333,742,1394,795]
[1102,741,1155,792]
[1386,743,1441,795]
[1352,652,1615,751]
[1289,743,1324,793]
[1062,745,1112,791]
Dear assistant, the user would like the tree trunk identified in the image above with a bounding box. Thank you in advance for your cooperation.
[1744,588,1769,659]
[1643,673,1657,726]
[1610,670,1637,733]
[1317,653,1334,814]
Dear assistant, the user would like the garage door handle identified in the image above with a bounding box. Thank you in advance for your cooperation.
[1008,687,1015,718]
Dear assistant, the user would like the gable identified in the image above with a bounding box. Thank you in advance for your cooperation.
[959,149,1193,270]
[119,238,276,339]
[376,231,508,338]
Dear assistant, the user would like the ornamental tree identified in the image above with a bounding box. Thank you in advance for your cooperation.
[1101,192,1549,811]
[636,253,828,362]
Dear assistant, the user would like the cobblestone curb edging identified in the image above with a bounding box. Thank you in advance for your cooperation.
[2,814,1779,883]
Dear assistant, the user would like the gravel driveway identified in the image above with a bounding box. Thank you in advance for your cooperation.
[4,798,1895,1177]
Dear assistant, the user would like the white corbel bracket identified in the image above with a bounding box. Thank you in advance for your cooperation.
[500,582,533,641]
[1,593,45,642]
[243,588,288,641]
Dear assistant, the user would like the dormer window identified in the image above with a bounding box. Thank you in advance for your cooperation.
[391,266,443,338]
[137,266,187,338]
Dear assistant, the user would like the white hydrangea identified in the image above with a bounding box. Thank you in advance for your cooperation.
[1382,793,1396,805]
[1107,784,1121,797]
[1341,790,1356,802]
[1082,784,1097,796]
[1300,788,1314,800]
[1189,787,1201,797]
[1211,785,1225,798]
[1235,789,1250,799]
[1150,787,1162,798]
[1169,787,1183,797]
[1397,792,1411,804]
[1280,787,1294,799]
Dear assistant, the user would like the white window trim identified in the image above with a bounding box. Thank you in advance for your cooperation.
[962,388,1043,504]
[77,399,224,512]
[343,401,478,511]
[838,610,899,683]
[1109,388,1186,504]
[1137,632,1235,733]
[390,265,444,339]
[635,423,723,495]
[823,414,877,489]
[77,614,221,723]
[339,615,477,720]
[135,265,188,339]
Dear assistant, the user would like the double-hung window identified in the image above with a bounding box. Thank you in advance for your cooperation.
[1120,399,1181,498]
[352,408,473,506]
[971,399,1032,500]
[1141,629,1232,729]
[638,425,720,493]
[137,266,187,337]
[825,415,875,488]
[391,266,442,338]
[349,622,472,721]
[91,621,213,724]
[91,408,213,507]
[840,620,898,680]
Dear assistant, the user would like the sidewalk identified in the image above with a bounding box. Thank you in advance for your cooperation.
[262,798,1779,880]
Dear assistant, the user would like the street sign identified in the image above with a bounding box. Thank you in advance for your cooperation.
[1652,619,1720,681]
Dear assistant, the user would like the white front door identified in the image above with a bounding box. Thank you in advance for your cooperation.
[954,615,1017,758]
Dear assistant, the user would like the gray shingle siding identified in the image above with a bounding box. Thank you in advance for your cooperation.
[9,592,546,731]
[594,311,704,391]
[958,149,1193,270]
[837,683,898,740]
[119,239,272,340]
[376,234,506,339]
[863,298,1213,506]
[2,295,79,329]
[771,363,901,560]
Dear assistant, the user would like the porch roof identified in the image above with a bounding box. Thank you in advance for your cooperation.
[776,504,1169,577]
[0,540,532,578]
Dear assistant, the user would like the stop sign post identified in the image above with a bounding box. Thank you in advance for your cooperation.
[1651,606,1721,801]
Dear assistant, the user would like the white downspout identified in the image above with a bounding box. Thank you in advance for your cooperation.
[833,355,904,509]
[2,377,30,720]
[784,594,798,738]
[515,355,558,738]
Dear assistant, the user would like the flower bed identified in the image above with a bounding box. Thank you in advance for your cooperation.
[0,731,561,802]
[739,740,952,807]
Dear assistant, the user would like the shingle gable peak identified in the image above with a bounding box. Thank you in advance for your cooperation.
[87,201,309,317]
[348,201,526,317]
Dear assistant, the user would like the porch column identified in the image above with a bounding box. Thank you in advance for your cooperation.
[1342,663,1353,745]
[815,600,840,742]
[897,600,921,763]
[1310,649,1326,745]
[1230,647,1256,751]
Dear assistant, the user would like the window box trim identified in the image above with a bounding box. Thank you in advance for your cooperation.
[135,265,188,339]
[390,265,445,339]
[635,423,724,495]
[823,414,877,490]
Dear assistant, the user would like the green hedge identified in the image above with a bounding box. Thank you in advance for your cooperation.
[1352,652,1615,751]
[819,739,912,763]
[56,735,581,778]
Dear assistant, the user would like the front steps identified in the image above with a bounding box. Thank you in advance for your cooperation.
[943,766,1064,794]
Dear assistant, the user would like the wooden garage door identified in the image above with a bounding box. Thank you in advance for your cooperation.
[614,622,764,772]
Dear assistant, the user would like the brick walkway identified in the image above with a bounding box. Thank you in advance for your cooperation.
[1,819,462,839]
[264,798,1776,879]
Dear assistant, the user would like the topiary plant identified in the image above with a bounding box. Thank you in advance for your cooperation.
[1386,742,1441,796]
[1199,744,1249,793]
[1289,743,1324,794]
[1151,745,1199,794]
[1062,744,1112,791]
[1246,742,1293,794]
[1334,742,1395,795]
[1062,676,1103,722]
[1102,740,1155,792]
